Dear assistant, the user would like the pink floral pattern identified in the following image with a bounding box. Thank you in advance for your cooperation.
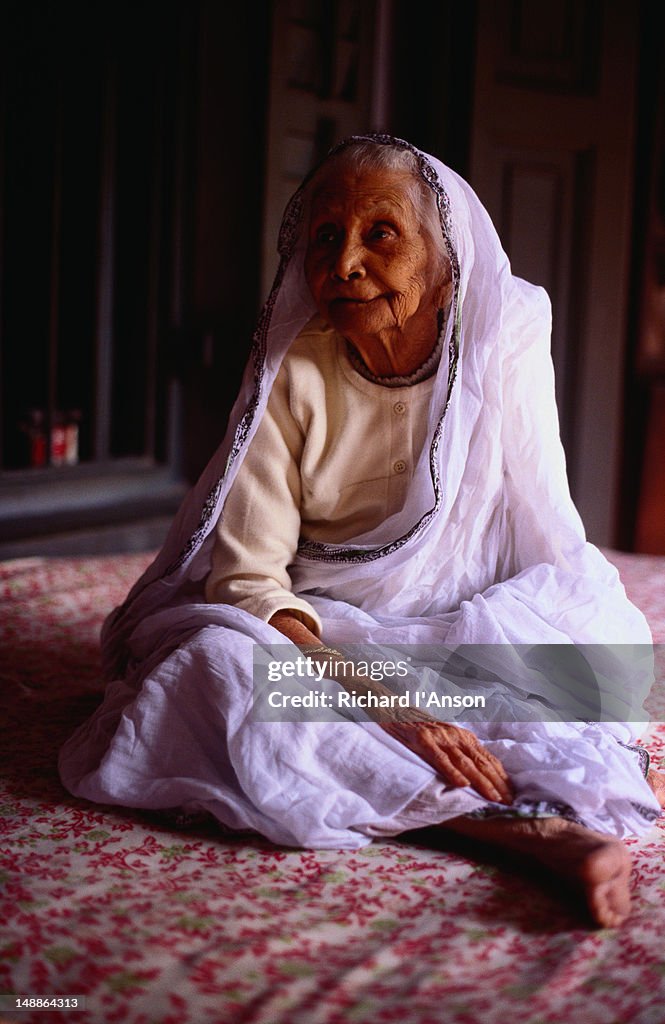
[1,552,664,1023]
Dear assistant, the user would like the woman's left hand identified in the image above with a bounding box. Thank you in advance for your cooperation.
[382,714,514,805]
[267,612,513,805]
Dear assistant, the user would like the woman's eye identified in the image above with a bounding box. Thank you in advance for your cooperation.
[315,226,338,245]
[369,225,395,242]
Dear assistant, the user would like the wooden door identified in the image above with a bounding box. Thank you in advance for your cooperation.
[469,0,638,546]
[261,0,390,298]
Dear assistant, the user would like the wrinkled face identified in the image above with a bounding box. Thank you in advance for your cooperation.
[304,165,445,360]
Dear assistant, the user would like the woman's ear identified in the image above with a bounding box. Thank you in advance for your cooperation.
[436,265,454,312]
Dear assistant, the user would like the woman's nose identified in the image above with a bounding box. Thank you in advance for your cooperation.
[331,240,365,281]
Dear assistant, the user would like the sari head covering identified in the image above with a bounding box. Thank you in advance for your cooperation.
[59,135,660,849]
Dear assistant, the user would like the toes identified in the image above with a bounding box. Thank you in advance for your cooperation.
[587,880,630,928]
[582,846,632,928]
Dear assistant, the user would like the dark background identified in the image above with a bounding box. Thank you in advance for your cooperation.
[0,0,662,555]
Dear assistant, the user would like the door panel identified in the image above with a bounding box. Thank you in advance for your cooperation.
[470,0,637,545]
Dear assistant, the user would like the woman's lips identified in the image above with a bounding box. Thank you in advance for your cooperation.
[330,295,382,306]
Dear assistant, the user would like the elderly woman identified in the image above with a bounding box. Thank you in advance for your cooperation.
[60,135,663,929]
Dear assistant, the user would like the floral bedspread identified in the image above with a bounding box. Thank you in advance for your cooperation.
[1,551,664,1024]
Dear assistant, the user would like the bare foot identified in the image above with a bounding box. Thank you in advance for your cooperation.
[647,768,665,808]
[442,815,632,928]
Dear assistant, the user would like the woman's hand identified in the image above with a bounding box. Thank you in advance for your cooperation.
[267,611,513,805]
[381,714,514,805]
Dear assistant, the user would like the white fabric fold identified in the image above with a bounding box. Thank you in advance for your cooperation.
[59,135,661,845]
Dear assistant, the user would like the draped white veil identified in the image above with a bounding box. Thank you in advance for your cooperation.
[101,134,649,665]
[59,135,661,848]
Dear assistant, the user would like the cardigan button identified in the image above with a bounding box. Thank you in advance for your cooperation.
[393,401,406,415]
[393,460,406,474]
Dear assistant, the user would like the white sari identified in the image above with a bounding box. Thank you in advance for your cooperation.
[59,135,661,848]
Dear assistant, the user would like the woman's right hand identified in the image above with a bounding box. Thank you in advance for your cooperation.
[267,616,514,807]
[381,715,514,805]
